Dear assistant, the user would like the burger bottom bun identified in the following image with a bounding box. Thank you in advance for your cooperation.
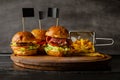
[11,47,37,56]
[37,47,46,55]
[46,50,66,57]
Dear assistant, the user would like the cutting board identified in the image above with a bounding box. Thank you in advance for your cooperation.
[10,53,111,71]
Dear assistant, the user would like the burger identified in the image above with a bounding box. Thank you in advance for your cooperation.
[10,31,39,56]
[31,29,46,54]
[44,26,71,57]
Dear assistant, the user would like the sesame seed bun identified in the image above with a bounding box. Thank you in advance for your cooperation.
[12,31,36,43]
[45,26,69,38]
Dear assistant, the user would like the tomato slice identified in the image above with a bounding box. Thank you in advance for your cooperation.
[46,36,51,43]
[48,42,59,46]
[37,40,46,45]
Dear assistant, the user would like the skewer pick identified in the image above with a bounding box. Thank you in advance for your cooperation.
[38,11,44,29]
[22,8,34,31]
[48,8,59,26]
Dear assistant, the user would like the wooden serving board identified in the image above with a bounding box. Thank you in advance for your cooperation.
[10,53,111,71]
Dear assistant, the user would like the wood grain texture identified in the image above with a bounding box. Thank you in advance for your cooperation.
[10,53,111,70]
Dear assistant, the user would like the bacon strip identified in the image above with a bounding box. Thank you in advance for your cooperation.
[46,36,71,47]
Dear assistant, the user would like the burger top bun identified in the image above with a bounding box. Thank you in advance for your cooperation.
[45,26,69,38]
[31,29,46,41]
[12,31,36,43]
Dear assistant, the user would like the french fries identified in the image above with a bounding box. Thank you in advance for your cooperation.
[71,39,95,53]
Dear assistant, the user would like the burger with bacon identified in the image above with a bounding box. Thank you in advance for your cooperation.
[10,31,39,56]
[45,26,72,57]
[31,29,47,54]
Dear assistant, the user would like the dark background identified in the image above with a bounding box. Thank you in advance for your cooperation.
[0,0,120,54]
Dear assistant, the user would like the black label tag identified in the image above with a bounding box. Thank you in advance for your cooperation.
[48,8,59,18]
[48,8,53,17]
[22,8,34,17]
[39,11,43,19]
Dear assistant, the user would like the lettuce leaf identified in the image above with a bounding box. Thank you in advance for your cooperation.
[44,44,70,54]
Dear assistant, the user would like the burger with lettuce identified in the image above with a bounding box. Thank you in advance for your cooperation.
[45,26,72,57]
[31,29,46,54]
[10,31,39,56]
